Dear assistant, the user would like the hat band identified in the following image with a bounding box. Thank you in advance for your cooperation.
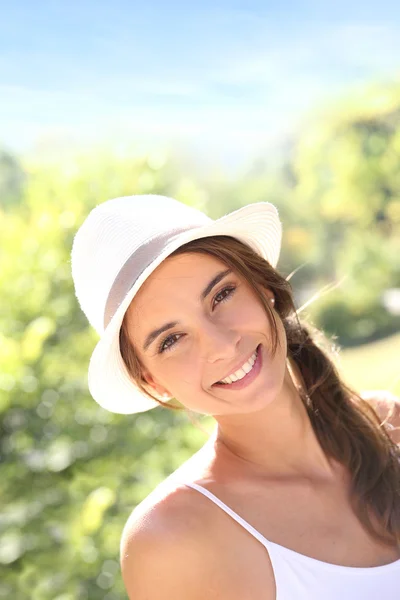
[103,224,199,328]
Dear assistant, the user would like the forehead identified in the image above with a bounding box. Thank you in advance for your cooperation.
[127,251,228,320]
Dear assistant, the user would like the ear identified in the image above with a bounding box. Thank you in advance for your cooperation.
[142,370,172,400]
[263,289,275,304]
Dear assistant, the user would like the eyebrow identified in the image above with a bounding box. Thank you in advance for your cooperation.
[142,268,232,352]
[143,321,178,352]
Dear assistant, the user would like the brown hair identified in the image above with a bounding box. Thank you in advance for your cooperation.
[120,235,400,546]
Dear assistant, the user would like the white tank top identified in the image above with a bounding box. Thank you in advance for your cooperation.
[183,481,400,600]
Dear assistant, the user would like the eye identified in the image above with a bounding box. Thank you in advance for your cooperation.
[213,285,236,308]
[157,286,236,354]
[158,333,184,354]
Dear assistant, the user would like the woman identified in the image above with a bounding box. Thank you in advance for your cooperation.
[71,194,400,599]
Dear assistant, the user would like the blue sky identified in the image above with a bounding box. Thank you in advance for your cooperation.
[1,0,400,169]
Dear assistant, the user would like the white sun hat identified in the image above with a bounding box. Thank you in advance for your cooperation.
[71,194,282,414]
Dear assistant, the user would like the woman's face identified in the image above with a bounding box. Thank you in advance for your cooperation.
[125,252,287,415]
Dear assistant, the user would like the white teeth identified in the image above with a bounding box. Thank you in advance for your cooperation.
[235,368,247,379]
[218,349,258,384]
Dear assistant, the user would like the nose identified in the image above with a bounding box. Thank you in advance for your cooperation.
[201,320,241,364]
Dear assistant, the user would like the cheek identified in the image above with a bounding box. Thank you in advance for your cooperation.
[221,300,263,331]
[275,317,287,350]
[268,317,287,368]
[272,322,288,385]
[235,301,277,344]
[155,350,202,392]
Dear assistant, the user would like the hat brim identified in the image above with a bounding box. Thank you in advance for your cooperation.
[87,202,282,414]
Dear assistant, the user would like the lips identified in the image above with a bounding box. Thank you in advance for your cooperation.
[212,344,262,389]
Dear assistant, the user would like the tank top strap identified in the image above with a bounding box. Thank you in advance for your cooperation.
[179,482,400,600]
[182,481,272,550]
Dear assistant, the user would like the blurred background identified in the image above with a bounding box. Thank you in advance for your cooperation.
[1,1,400,598]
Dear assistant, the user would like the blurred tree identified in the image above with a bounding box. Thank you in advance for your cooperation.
[2,79,400,598]
[244,82,400,344]
[0,153,208,599]
[0,150,26,210]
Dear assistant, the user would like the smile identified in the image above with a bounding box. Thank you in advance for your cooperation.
[213,344,262,390]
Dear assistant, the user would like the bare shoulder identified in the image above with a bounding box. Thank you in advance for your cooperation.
[120,481,209,558]
[120,481,265,600]
[120,483,207,599]
[360,389,400,443]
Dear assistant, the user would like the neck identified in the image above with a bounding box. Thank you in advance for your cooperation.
[209,360,337,482]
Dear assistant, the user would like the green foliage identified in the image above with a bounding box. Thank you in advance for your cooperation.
[0,150,26,210]
[266,82,400,343]
[1,81,400,598]
[0,154,209,599]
